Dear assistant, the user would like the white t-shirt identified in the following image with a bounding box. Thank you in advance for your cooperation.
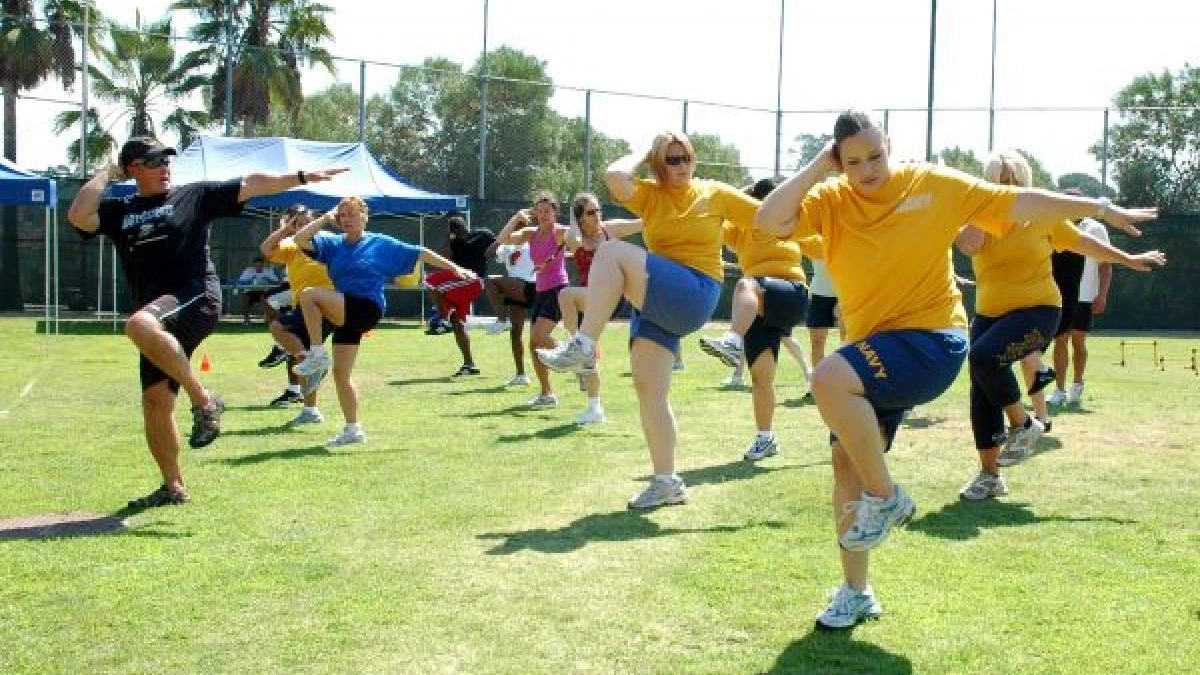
[809,259,836,298]
[495,243,536,283]
[1078,218,1109,302]
[237,266,280,286]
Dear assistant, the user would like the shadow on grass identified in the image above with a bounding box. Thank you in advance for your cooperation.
[388,376,455,387]
[780,394,815,408]
[767,629,912,674]
[462,404,558,419]
[670,458,829,488]
[220,424,295,437]
[216,445,332,465]
[907,499,1136,541]
[443,383,512,396]
[0,510,193,541]
[478,510,785,554]
[223,404,285,412]
[1050,405,1094,415]
[902,413,948,429]
[496,422,582,443]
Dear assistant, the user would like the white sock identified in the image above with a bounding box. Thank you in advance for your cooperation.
[574,333,596,353]
[756,430,774,441]
[724,331,743,349]
[654,474,678,483]
[303,406,319,415]
[309,345,328,359]
[587,397,602,411]
[345,422,362,434]
[286,384,302,394]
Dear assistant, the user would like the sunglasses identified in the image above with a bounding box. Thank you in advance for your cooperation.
[133,156,171,169]
[664,154,691,166]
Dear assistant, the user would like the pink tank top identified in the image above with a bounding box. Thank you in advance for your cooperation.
[530,226,568,292]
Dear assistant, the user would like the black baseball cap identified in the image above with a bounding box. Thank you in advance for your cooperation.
[118,136,177,169]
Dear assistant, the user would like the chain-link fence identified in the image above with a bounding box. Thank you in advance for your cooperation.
[1,11,1197,326]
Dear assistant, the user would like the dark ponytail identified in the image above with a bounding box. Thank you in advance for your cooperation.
[832,110,878,162]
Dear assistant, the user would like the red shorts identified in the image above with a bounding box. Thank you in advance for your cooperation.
[426,270,483,319]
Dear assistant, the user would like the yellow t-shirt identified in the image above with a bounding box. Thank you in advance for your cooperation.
[620,178,759,280]
[793,164,1021,343]
[267,238,334,304]
[723,221,820,281]
[971,218,1082,317]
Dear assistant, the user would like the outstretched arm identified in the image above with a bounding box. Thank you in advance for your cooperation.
[604,218,644,239]
[419,248,473,278]
[1010,192,1156,237]
[1067,232,1166,272]
[755,144,838,236]
[237,167,349,203]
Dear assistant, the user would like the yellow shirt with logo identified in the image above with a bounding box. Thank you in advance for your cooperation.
[620,178,759,281]
[267,238,334,304]
[971,219,1082,317]
[793,164,1020,343]
[723,221,821,282]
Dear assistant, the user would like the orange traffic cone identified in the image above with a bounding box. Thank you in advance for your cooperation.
[200,353,212,372]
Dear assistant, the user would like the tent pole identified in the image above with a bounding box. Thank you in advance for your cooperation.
[111,241,118,333]
[44,210,50,335]
[53,208,60,333]
[97,236,104,322]
[418,214,425,326]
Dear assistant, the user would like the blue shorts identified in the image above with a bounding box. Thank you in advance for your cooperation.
[629,254,721,353]
[832,329,968,450]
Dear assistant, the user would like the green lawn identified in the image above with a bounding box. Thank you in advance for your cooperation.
[1,317,1197,674]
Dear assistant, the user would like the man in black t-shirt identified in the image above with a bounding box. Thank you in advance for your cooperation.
[68,136,346,509]
[433,215,494,377]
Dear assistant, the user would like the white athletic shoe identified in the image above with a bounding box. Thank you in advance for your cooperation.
[526,393,558,408]
[743,435,779,461]
[486,318,512,335]
[627,476,688,509]
[537,337,596,373]
[838,486,916,551]
[506,374,532,387]
[1047,389,1068,406]
[293,350,331,377]
[816,584,883,630]
[698,335,744,368]
[576,407,607,425]
[997,417,1046,467]
[326,427,365,447]
[1066,381,1085,406]
[959,471,1008,500]
[286,408,325,427]
[721,374,747,389]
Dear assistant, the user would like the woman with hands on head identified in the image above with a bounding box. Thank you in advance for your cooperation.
[755,110,1159,630]
[291,196,475,447]
[537,131,759,510]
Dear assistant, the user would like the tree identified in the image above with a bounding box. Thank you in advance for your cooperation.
[0,0,95,309]
[938,146,984,177]
[1057,172,1116,199]
[690,132,752,188]
[1015,149,1055,190]
[790,132,833,170]
[1092,64,1200,211]
[52,12,210,174]
[171,0,336,136]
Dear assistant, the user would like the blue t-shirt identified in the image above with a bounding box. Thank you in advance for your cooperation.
[310,231,421,311]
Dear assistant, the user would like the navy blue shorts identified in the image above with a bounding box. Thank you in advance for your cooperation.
[629,254,720,353]
[332,294,382,345]
[744,277,809,365]
[831,329,969,450]
[806,293,838,329]
[531,284,566,324]
[278,307,334,349]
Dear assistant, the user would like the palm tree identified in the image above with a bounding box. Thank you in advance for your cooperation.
[170,0,336,136]
[52,11,210,173]
[0,0,95,309]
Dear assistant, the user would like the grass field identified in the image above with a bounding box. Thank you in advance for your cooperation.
[1,317,1198,674]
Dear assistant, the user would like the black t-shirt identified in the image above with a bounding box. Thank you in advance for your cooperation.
[83,180,245,305]
[449,229,496,277]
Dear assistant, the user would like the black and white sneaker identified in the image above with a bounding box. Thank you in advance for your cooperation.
[270,389,303,407]
[453,364,481,377]
[258,345,289,369]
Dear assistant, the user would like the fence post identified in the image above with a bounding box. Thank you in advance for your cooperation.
[883,108,890,134]
[224,1,234,136]
[358,60,366,143]
[1101,107,1110,191]
[774,0,785,177]
[925,0,938,161]
[583,89,592,190]
[477,0,490,200]
[80,5,89,177]
[681,100,689,134]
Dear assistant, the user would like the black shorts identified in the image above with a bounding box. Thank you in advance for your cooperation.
[332,294,383,345]
[805,293,838,329]
[1072,301,1095,332]
[278,307,334,349]
[745,277,810,365]
[503,280,537,309]
[530,285,566,324]
[138,280,221,391]
[1055,295,1079,337]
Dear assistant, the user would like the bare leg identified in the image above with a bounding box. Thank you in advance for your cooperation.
[810,327,830,366]
[1052,334,1070,391]
[271,319,315,406]
[781,334,813,386]
[297,287,346,348]
[630,338,677,475]
[125,310,211,409]
[812,353,894,499]
[578,241,648,340]
[730,277,763,336]
[749,351,777,432]
[450,312,475,366]
[509,306,527,376]
[833,441,870,591]
[142,381,186,493]
[559,286,585,335]
[331,343,360,423]
[1070,330,1088,384]
[530,317,558,396]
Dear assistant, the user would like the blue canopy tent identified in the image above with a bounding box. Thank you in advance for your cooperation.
[105,135,469,322]
[0,158,59,332]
